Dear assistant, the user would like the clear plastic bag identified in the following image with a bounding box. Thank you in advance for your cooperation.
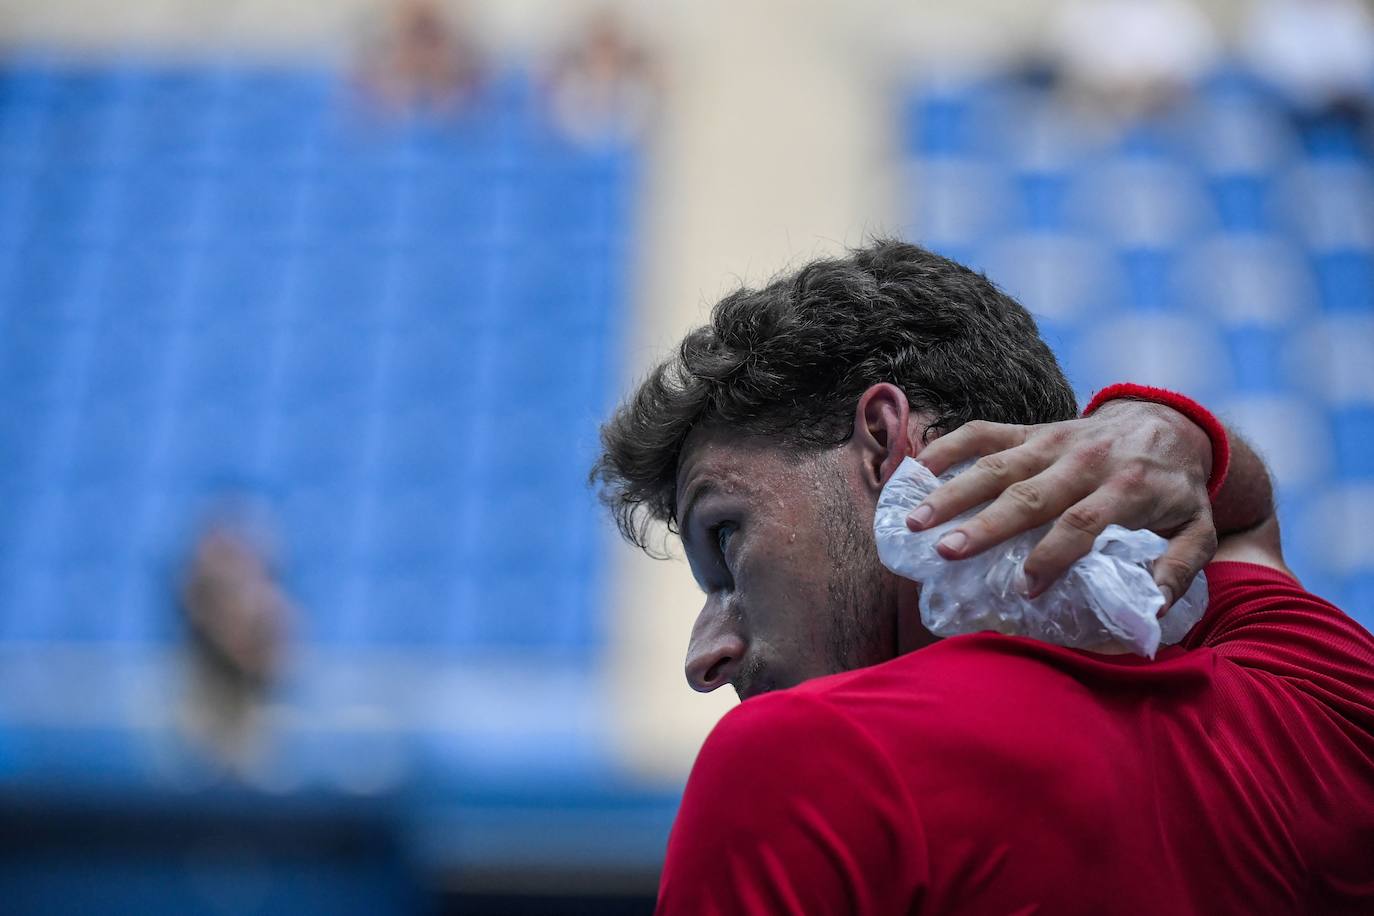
[873,457,1207,658]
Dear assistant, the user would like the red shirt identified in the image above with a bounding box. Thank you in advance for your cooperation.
[657,562,1374,915]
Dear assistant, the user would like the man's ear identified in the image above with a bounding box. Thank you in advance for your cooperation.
[850,383,915,495]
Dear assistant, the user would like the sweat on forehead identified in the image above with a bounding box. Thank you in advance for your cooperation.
[674,426,813,515]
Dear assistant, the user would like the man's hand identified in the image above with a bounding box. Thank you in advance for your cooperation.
[908,400,1217,609]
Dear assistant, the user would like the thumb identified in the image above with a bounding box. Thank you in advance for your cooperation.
[1152,514,1217,617]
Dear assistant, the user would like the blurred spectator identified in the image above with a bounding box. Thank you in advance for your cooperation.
[1242,0,1374,130]
[356,0,485,116]
[546,8,659,146]
[178,517,291,776]
[1047,0,1218,117]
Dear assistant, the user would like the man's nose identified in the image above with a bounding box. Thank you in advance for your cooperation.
[684,603,746,693]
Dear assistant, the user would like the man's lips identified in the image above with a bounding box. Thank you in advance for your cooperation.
[733,668,780,702]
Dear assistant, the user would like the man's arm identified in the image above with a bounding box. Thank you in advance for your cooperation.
[1208,432,1297,579]
[657,693,926,915]
[910,398,1282,605]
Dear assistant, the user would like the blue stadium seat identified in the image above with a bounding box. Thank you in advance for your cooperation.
[1072,313,1231,400]
[1345,572,1374,631]
[0,304,70,403]
[1116,117,1183,161]
[358,566,467,645]
[0,392,49,497]
[296,566,372,644]
[272,393,373,488]
[281,319,383,403]
[180,311,276,393]
[1282,162,1374,253]
[1175,233,1316,326]
[1314,249,1374,312]
[156,395,266,487]
[0,58,633,662]
[515,161,629,242]
[86,297,172,384]
[887,69,1367,625]
[1223,326,1289,393]
[280,476,364,566]
[1300,113,1365,162]
[362,480,467,566]
[1189,95,1296,177]
[905,82,984,157]
[1197,66,1278,105]
[1210,174,1272,234]
[1285,316,1374,406]
[467,567,561,648]
[1292,484,1374,585]
[401,167,506,240]
[0,61,53,171]
[105,166,209,243]
[22,167,117,244]
[62,391,158,487]
[405,108,507,172]
[1071,159,1212,247]
[116,67,223,166]
[1218,395,1332,490]
[906,157,1013,251]
[505,250,613,327]
[88,256,186,344]
[287,565,354,638]
[1119,247,1176,311]
[290,242,397,323]
[1331,406,1374,479]
[187,242,293,320]
[50,558,145,641]
[372,401,477,490]
[39,69,128,170]
[0,57,55,108]
[216,70,330,162]
[381,326,481,400]
[204,164,308,241]
[306,166,408,241]
[1015,172,1073,231]
[1,239,95,316]
[389,246,497,325]
[971,232,1120,326]
[52,481,143,570]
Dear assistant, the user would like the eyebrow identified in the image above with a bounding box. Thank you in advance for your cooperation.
[677,479,715,545]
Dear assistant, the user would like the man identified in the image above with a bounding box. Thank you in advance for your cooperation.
[592,240,1374,913]
[179,513,290,775]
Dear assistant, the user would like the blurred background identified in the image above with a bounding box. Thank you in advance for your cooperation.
[0,0,1370,912]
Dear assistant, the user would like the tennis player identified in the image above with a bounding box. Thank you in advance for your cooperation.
[593,240,1374,914]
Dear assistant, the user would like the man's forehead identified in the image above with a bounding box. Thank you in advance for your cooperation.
[675,426,783,511]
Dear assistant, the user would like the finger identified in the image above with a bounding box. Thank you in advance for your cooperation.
[1022,490,1143,597]
[915,420,1032,477]
[1151,513,1218,617]
[908,444,1052,531]
[933,464,1097,563]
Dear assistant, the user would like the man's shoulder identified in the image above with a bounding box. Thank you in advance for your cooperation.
[692,637,1175,854]
[723,634,1097,756]
[786,632,1097,711]
[689,686,920,824]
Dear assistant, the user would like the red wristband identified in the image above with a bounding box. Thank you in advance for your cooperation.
[1082,383,1230,501]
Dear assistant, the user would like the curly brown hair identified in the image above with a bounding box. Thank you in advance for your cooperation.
[591,239,1078,553]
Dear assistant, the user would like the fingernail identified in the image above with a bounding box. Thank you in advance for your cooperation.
[909,504,934,529]
[1157,586,1173,616]
[1023,572,1042,598]
[937,530,968,556]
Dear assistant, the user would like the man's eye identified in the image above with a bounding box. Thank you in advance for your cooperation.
[714,523,737,557]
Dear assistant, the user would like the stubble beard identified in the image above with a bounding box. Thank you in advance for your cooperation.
[818,478,896,675]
